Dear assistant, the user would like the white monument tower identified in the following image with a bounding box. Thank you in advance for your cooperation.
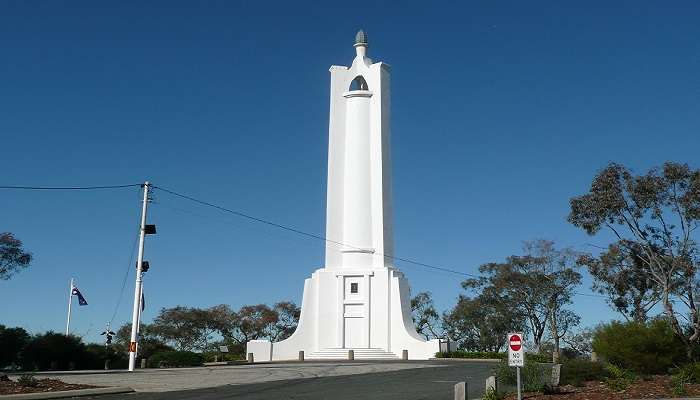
[247,31,440,360]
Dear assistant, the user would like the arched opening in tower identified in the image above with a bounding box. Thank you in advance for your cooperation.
[349,75,369,91]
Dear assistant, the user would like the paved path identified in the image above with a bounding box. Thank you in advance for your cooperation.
[41,361,496,399]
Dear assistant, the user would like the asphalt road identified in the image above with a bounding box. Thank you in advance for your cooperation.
[87,361,496,400]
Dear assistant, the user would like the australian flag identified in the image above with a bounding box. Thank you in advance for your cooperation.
[71,286,88,306]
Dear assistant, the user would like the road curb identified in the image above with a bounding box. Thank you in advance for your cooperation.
[430,358,501,362]
[0,386,134,399]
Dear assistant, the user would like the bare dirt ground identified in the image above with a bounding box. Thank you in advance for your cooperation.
[505,376,700,399]
[0,375,97,395]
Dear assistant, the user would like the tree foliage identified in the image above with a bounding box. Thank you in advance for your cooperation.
[21,332,86,371]
[115,322,172,359]
[150,305,233,352]
[562,327,594,358]
[577,245,659,322]
[228,304,278,344]
[569,162,700,356]
[0,325,30,367]
[121,302,301,355]
[0,232,32,280]
[411,291,442,340]
[443,295,522,352]
[268,301,301,342]
[547,309,580,351]
[463,240,582,360]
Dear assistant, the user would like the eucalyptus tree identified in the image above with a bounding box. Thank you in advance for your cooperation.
[268,302,301,342]
[442,294,521,352]
[569,162,700,357]
[225,302,301,345]
[577,245,659,322]
[464,240,582,360]
[149,306,222,351]
[116,322,171,358]
[411,292,443,340]
[0,232,32,280]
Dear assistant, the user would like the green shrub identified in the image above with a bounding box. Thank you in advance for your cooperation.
[20,332,91,371]
[493,359,515,384]
[147,351,203,368]
[560,359,608,386]
[120,339,173,361]
[604,364,636,391]
[17,374,38,387]
[523,362,549,392]
[481,387,504,400]
[670,362,700,396]
[0,325,30,369]
[673,362,700,383]
[12,330,131,371]
[526,353,551,363]
[83,344,128,370]
[671,370,691,396]
[201,351,244,362]
[436,351,550,364]
[436,351,505,359]
[592,319,686,374]
[493,358,549,392]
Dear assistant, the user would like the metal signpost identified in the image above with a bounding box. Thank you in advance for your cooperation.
[508,332,524,400]
[219,345,229,362]
[128,182,156,371]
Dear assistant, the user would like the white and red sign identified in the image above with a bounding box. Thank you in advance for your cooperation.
[509,334,522,351]
[508,332,524,367]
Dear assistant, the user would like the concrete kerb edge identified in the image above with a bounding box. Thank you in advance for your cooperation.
[7,370,135,377]
[629,398,700,400]
[0,386,134,399]
[429,358,501,362]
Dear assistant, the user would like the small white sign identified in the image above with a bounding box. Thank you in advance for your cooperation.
[219,345,229,353]
[507,332,524,367]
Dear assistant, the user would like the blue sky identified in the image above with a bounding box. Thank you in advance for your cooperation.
[1,1,699,344]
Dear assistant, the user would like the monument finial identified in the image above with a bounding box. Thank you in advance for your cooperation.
[354,30,368,47]
[354,30,368,58]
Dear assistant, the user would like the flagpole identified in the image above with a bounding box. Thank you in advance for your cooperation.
[129,181,149,371]
[65,278,74,335]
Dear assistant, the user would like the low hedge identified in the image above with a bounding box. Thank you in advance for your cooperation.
[147,351,203,368]
[201,351,244,362]
[527,353,552,363]
[435,351,505,359]
[560,359,608,386]
[435,351,551,363]
[494,358,550,392]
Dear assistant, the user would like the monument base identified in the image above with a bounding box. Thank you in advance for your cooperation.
[246,267,441,361]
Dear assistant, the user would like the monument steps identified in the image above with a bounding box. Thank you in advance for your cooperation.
[307,348,399,360]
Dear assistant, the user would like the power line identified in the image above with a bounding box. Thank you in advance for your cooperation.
[1,181,606,299]
[154,185,609,299]
[155,185,345,247]
[0,184,142,190]
[109,226,141,325]
[153,185,481,278]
